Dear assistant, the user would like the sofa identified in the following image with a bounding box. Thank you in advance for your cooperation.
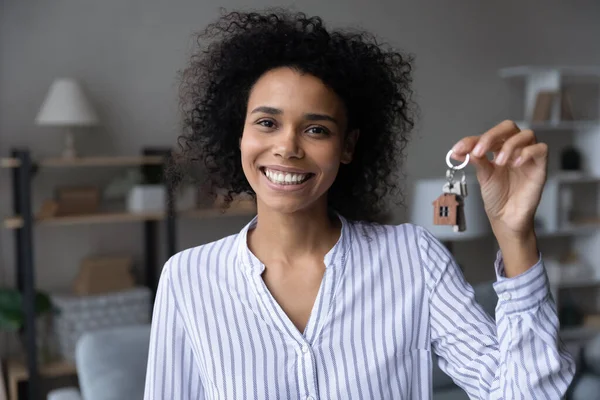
[47,282,597,400]
[48,324,150,400]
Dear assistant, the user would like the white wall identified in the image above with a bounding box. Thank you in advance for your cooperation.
[1,0,599,355]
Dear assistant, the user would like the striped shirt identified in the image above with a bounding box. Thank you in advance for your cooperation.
[144,214,575,399]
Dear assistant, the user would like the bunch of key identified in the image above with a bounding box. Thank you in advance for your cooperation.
[434,149,470,232]
[442,168,468,232]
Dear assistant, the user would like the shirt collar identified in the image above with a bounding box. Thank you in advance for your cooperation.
[236,211,351,276]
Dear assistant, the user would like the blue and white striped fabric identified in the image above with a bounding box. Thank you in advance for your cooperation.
[144,214,575,399]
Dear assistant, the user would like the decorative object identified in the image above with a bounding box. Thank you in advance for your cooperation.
[560,146,582,172]
[103,169,144,201]
[127,150,167,213]
[55,186,100,216]
[432,194,460,227]
[51,287,151,362]
[37,199,59,219]
[126,185,166,212]
[531,91,558,122]
[558,185,574,227]
[560,89,575,120]
[35,78,99,159]
[0,288,57,365]
[72,256,135,295]
[410,176,490,241]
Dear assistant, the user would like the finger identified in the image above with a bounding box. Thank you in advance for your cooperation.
[513,142,548,168]
[451,136,480,158]
[472,120,521,158]
[468,150,496,183]
[448,142,495,183]
[494,129,536,166]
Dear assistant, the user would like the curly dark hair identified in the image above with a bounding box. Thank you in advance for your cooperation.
[171,8,416,222]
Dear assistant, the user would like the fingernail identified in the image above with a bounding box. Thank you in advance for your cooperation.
[495,152,506,165]
[452,143,462,153]
[473,144,483,157]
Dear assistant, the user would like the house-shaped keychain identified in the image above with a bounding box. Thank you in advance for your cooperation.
[433,193,465,232]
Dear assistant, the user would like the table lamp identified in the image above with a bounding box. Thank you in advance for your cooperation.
[409,177,491,243]
[35,78,99,158]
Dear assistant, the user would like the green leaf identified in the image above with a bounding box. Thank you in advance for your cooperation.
[0,289,23,314]
[0,289,53,331]
[34,292,52,315]
[0,308,22,331]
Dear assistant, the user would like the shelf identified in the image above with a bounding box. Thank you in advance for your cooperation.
[4,212,164,228]
[6,358,77,380]
[551,172,600,184]
[499,66,600,81]
[5,357,77,400]
[553,276,600,290]
[560,325,600,341]
[1,155,165,169]
[38,155,165,167]
[0,157,20,168]
[182,206,257,219]
[3,207,256,229]
[516,120,599,131]
[537,222,600,238]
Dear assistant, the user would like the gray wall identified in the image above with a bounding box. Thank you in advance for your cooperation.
[1,0,599,356]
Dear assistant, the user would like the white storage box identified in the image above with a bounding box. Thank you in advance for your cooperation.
[126,184,166,212]
[51,287,151,361]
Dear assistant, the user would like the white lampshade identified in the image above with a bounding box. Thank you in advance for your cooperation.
[35,78,98,126]
[409,176,491,240]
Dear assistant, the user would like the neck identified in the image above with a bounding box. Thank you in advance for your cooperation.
[248,199,341,267]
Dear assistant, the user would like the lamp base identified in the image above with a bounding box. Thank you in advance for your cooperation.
[62,129,77,158]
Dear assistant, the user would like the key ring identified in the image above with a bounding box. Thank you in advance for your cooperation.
[446,149,469,170]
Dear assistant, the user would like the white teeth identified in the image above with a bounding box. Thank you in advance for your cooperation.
[263,168,310,185]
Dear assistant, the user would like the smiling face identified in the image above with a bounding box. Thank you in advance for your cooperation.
[240,67,357,215]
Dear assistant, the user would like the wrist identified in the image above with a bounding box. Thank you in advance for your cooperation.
[494,229,539,278]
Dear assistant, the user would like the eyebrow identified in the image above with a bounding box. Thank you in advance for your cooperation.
[250,106,338,125]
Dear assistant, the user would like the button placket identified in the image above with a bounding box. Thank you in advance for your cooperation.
[297,341,318,400]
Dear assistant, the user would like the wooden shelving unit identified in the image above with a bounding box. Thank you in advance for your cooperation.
[0,149,255,399]
[0,155,164,169]
[5,358,76,400]
[500,65,600,343]
[3,207,257,229]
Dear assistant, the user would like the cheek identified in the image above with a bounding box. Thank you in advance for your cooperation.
[240,132,262,166]
[314,146,344,180]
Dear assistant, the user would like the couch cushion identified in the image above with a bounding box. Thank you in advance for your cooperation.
[76,324,151,400]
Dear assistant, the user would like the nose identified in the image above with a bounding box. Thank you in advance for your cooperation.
[272,129,304,159]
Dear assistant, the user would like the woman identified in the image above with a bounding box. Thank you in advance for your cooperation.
[144,10,574,399]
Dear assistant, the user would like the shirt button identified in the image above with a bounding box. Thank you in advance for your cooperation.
[301,344,310,353]
[500,292,512,301]
[306,396,315,400]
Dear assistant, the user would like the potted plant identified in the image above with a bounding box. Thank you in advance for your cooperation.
[0,288,56,364]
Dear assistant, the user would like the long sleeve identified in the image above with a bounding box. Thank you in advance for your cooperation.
[144,260,205,400]
[418,227,575,399]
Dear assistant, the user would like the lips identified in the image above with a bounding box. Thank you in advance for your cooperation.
[261,167,313,185]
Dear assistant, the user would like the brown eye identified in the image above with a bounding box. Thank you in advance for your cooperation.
[258,120,275,128]
[307,126,330,136]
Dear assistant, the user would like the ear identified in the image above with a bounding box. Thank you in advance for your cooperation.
[341,129,359,164]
